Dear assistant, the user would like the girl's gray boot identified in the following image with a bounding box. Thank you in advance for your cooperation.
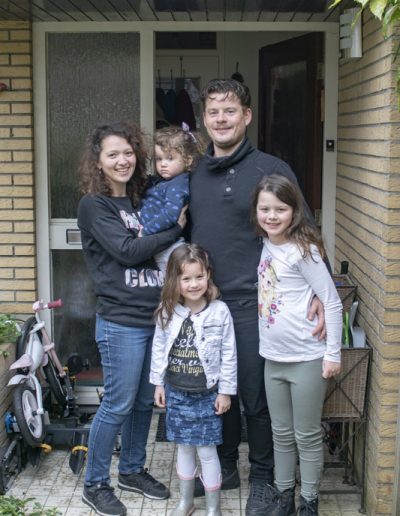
[204,488,222,516]
[170,478,195,516]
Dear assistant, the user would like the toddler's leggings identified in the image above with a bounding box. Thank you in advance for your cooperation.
[176,444,221,490]
[264,358,327,500]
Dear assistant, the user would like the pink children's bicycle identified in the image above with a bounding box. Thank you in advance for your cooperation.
[7,299,76,447]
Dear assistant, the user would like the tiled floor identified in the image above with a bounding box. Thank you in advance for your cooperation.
[6,413,364,515]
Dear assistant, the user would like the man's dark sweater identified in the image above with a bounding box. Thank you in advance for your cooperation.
[190,137,299,300]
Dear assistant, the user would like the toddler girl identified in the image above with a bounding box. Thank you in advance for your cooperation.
[140,124,204,273]
[150,243,237,516]
[251,174,342,516]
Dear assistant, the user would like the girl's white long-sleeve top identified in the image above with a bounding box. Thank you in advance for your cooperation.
[150,300,237,395]
[258,240,343,363]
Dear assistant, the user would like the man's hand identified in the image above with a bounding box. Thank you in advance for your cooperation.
[308,296,327,341]
[177,205,188,229]
[215,394,231,415]
[322,360,341,379]
[154,385,166,408]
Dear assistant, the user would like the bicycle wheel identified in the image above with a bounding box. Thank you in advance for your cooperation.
[43,357,67,409]
[13,384,45,447]
[16,316,37,359]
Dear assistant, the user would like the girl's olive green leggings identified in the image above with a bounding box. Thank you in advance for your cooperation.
[264,358,327,500]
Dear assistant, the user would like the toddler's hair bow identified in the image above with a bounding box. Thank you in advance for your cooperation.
[182,122,197,143]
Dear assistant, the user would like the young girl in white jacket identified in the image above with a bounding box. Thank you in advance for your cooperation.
[150,243,237,516]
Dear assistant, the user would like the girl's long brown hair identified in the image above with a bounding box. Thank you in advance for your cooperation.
[251,174,326,260]
[78,121,149,207]
[154,244,219,329]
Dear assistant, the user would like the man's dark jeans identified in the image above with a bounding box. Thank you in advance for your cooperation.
[218,298,274,482]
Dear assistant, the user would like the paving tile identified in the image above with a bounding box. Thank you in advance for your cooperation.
[67,493,89,508]
[46,494,76,507]
[24,496,49,509]
[119,491,144,509]
[4,417,366,516]
[63,509,93,516]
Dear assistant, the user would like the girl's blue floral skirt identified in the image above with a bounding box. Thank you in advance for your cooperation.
[165,384,222,446]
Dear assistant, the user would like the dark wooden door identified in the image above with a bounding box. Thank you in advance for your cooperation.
[258,33,323,220]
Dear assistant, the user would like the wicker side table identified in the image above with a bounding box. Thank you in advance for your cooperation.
[321,346,371,513]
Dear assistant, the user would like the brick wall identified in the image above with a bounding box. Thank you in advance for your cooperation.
[0,20,36,320]
[336,11,400,515]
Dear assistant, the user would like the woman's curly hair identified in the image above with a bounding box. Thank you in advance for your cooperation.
[78,121,149,207]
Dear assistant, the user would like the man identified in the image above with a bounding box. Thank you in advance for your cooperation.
[190,79,325,515]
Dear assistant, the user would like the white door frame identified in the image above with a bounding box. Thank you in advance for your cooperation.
[33,21,339,321]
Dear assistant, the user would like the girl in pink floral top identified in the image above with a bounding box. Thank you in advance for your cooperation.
[251,174,342,516]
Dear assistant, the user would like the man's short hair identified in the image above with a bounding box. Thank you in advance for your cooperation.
[201,79,251,109]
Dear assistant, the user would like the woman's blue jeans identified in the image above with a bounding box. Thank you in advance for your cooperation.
[84,315,155,486]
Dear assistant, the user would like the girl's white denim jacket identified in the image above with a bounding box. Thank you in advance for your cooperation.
[150,300,237,395]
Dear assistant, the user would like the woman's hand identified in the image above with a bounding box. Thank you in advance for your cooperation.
[177,205,188,229]
[322,360,341,379]
[308,296,327,341]
[215,394,231,415]
[154,385,166,408]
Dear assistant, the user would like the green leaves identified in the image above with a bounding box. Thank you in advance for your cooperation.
[0,314,20,346]
[331,0,400,24]
[0,496,61,515]
[369,0,389,20]
[382,3,400,34]
[331,0,400,108]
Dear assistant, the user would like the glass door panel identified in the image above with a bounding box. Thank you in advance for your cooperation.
[47,32,141,369]
[47,32,140,219]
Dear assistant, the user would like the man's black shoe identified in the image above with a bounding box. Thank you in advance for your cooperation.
[194,467,240,497]
[245,481,278,515]
[82,483,127,516]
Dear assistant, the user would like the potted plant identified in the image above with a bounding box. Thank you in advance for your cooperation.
[0,495,61,515]
[0,314,21,447]
[0,314,20,358]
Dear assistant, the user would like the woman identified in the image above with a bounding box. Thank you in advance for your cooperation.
[77,121,186,516]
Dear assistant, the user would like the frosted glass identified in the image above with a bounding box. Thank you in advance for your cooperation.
[51,250,99,367]
[47,32,140,219]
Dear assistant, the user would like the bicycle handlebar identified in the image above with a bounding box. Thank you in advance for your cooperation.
[48,299,63,309]
[32,299,63,311]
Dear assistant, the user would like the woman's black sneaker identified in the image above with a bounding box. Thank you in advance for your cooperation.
[82,483,127,516]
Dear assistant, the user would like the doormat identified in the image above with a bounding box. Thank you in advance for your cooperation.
[155,412,248,442]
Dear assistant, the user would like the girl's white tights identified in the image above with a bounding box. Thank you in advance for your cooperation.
[176,444,221,490]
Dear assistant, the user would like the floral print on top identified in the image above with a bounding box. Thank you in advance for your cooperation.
[257,239,342,363]
[257,254,283,327]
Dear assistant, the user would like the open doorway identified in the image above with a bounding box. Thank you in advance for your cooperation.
[258,33,324,221]
[154,31,324,217]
